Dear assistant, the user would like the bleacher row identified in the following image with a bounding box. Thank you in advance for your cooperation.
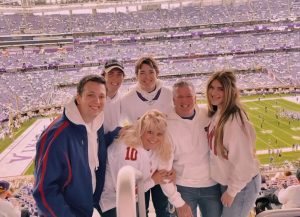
[0,0,299,35]
[1,49,298,121]
[1,30,299,70]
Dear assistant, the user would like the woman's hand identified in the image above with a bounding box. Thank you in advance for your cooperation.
[166,168,176,183]
[151,170,169,185]
[221,191,235,208]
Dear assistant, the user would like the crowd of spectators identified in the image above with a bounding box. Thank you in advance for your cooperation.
[0,0,298,35]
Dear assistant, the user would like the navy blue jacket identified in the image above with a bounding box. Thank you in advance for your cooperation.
[33,112,118,217]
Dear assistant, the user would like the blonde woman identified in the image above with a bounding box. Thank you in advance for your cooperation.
[100,110,190,217]
[206,71,261,217]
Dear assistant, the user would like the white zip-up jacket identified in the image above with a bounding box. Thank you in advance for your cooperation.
[207,111,260,197]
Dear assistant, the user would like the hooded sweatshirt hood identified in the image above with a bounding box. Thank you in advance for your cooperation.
[65,97,104,192]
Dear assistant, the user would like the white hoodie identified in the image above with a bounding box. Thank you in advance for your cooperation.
[207,111,260,197]
[65,98,104,193]
[120,79,173,123]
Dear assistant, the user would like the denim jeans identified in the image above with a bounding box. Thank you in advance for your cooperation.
[176,184,222,217]
[221,174,261,217]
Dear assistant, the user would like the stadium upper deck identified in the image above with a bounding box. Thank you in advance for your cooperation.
[0,0,299,35]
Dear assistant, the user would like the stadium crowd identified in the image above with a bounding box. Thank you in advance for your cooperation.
[0,0,300,216]
[0,0,299,34]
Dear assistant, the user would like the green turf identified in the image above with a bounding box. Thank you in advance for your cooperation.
[257,151,300,165]
[24,162,35,175]
[0,118,37,153]
[245,99,300,150]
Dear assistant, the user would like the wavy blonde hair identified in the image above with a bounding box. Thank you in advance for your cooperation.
[116,110,171,162]
[206,70,247,159]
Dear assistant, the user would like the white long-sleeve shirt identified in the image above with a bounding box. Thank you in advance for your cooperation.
[120,79,173,123]
[167,105,216,188]
[278,185,300,209]
[103,91,122,133]
[207,111,260,197]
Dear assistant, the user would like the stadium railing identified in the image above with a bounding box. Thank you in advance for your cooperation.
[116,166,146,217]
[256,208,300,217]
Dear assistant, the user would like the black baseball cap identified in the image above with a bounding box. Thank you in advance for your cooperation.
[103,59,125,75]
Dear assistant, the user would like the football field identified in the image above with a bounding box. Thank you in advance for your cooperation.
[245,98,300,151]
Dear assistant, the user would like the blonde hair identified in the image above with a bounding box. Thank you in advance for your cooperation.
[206,70,248,159]
[117,110,171,162]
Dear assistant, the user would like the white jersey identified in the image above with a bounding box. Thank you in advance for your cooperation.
[120,79,173,123]
[103,91,122,133]
[167,105,216,188]
[100,141,158,212]
[207,110,260,197]
[100,141,185,212]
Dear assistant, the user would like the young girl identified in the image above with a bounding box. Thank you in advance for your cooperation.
[100,110,191,217]
[206,71,261,217]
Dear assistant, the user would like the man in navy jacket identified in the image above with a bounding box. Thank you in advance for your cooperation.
[33,74,114,217]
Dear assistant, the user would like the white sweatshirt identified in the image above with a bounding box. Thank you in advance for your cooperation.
[207,111,260,197]
[103,91,122,133]
[120,79,173,123]
[65,98,104,193]
[278,185,300,209]
[167,105,216,188]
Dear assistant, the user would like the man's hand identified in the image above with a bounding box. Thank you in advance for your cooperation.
[176,203,193,217]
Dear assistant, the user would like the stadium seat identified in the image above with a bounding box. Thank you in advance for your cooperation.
[256,208,300,217]
[116,166,146,217]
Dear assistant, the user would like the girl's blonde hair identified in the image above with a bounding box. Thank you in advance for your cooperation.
[206,70,248,159]
[117,110,171,162]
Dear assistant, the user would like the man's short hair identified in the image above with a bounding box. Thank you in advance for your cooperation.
[102,59,125,76]
[77,75,106,95]
[172,80,195,96]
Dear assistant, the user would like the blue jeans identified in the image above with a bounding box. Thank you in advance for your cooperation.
[177,184,222,217]
[221,174,261,217]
